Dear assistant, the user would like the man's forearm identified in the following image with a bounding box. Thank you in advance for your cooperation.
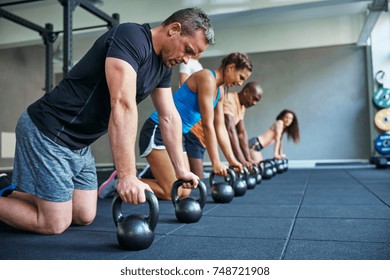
[238,132,252,161]
[108,104,138,178]
[230,132,246,163]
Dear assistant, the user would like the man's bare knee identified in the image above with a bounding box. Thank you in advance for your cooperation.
[73,215,95,226]
[72,189,97,226]
[73,210,96,226]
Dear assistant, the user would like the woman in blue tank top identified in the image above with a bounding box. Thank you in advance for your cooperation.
[136,53,253,200]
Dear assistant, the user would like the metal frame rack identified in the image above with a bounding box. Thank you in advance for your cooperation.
[0,0,119,93]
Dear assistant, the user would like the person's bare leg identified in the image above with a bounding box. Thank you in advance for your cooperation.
[72,189,97,225]
[8,191,35,204]
[249,150,263,163]
[141,178,167,199]
[142,149,191,200]
[187,156,204,180]
[0,191,72,234]
[2,188,97,230]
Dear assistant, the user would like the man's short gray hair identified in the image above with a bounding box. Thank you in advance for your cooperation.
[162,7,215,45]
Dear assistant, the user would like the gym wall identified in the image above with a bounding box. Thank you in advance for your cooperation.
[0,45,46,169]
[0,43,370,169]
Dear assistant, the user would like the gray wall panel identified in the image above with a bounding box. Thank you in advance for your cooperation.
[0,45,45,168]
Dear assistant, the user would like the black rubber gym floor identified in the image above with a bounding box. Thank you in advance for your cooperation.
[1,167,389,260]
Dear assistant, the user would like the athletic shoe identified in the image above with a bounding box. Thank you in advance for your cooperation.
[0,173,16,197]
[138,164,155,179]
[98,170,118,199]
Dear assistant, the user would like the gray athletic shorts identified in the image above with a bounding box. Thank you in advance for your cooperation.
[12,111,97,202]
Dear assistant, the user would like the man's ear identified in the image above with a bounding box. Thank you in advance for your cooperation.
[168,22,182,36]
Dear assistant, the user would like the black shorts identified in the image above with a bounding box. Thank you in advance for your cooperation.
[139,118,185,157]
[184,131,206,159]
[248,136,263,152]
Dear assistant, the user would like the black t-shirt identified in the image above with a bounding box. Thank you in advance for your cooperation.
[27,23,172,149]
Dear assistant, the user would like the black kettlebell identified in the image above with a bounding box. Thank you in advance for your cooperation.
[275,159,285,173]
[209,168,235,203]
[112,190,159,251]
[244,166,257,190]
[283,158,289,171]
[171,179,207,223]
[261,160,274,179]
[230,168,247,196]
[253,165,262,184]
[257,162,265,177]
[269,159,277,175]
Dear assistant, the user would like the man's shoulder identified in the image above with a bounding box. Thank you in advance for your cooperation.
[108,23,153,64]
[109,23,147,42]
[118,22,149,29]
[227,91,239,102]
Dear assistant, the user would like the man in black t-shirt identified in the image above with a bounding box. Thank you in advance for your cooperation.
[0,7,215,234]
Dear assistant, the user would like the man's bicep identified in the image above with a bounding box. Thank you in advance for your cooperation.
[224,113,236,129]
[105,57,137,100]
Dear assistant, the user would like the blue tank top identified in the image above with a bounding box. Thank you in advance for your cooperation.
[150,70,220,133]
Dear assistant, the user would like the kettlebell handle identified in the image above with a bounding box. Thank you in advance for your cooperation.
[171,179,207,209]
[209,168,236,186]
[231,166,246,181]
[257,161,264,176]
[111,190,159,231]
[252,165,260,175]
[243,166,251,180]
